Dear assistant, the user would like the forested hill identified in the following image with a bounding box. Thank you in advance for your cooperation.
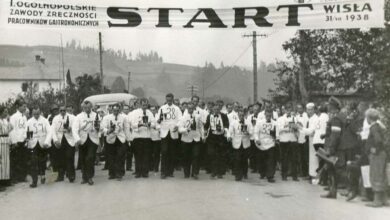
[0,44,276,104]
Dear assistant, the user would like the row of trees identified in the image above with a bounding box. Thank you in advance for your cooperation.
[65,39,163,63]
[270,1,390,129]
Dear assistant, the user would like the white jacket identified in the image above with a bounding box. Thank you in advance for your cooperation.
[228,111,239,124]
[51,113,76,147]
[276,114,298,143]
[102,113,127,144]
[9,111,27,144]
[254,119,276,150]
[314,113,328,144]
[247,113,259,140]
[150,119,161,141]
[257,110,278,121]
[178,112,203,143]
[228,119,252,149]
[26,116,51,149]
[296,112,309,144]
[130,108,155,139]
[156,104,182,139]
[72,111,100,145]
[184,106,207,124]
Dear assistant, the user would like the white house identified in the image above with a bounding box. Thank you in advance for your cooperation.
[0,57,61,103]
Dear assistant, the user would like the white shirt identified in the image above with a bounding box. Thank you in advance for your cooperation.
[156,104,182,139]
[247,113,259,140]
[72,111,100,145]
[228,119,252,149]
[184,106,207,124]
[130,108,155,139]
[228,111,239,124]
[178,111,203,143]
[9,111,27,144]
[296,112,309,144]
[26,116,51,149]
[150,113,161,141]
[360,118,370,140]
[314,113,329,144]
[102,113,128,144]
[276,114,298,142]
[254,118,276,150]
[257,110,278,122]
[125,111,134,141]
[51,113,76,146]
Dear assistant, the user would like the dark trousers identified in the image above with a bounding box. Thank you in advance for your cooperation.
[173,138,182,169]
[182,141,200,177]
[249,141,258,172]
[133,138,151,176]
[299,141,309,177]
[207,134,227,177]
[281,141,299,179]
[233,146,249,180]
[10,142,28,182]
[257,147,276,179]
[57,137,75,180]
[106,138,127,178]
[48,141,59,172]
[126,142,134,171]
[199,141,209,172]
[149,140,161,172]
[28,144,47,184]
[79,137,98,181]
[161,133,176,176]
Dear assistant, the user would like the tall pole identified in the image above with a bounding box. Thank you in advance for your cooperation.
[252,31,258,103]
[243,32,267,103]
[60,34,66,105]
[99,32,104,94]
[128,72,131,93]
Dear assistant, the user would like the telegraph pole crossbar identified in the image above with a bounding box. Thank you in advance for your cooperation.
[243,31,268,103]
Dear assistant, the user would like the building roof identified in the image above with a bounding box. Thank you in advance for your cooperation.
[0,62,61,81]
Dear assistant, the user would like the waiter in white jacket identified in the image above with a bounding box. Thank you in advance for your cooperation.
[130,99,155,178]
[276,103,300,181]
[296,103,309,177]
[26,106,51,188]
[52,106,76,183]
[178,103,203,179]
[9,99,28,183]
[156,93,182,179]
[299,103,320,182]
[102,104,128,181]
[255,109,277,183]
[228,109,252,181]
[73,101,100,185]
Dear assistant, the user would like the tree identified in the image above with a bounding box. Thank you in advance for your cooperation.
[131,87,146,98]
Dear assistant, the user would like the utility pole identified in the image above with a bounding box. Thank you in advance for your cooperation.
[186,84,199,97]
[60,34,66,105]
[243,31,267,103]
[127,71,131,93]
[99,32,104,94]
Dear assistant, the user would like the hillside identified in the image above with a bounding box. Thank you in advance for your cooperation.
[0,45,276,104]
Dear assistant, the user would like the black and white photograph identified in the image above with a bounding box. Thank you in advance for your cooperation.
[0,0,389,219]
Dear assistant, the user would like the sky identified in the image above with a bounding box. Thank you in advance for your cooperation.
[0,28,296,67]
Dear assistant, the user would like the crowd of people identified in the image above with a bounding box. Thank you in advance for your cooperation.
[0,93,388,207]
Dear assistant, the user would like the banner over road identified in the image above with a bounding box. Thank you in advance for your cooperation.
[0,0,385,30]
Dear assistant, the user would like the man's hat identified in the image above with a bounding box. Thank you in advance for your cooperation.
[328,96,341,110]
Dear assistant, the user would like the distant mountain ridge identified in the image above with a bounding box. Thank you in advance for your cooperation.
[0,44,276,104]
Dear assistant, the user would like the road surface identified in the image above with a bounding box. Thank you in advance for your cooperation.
[0,165,389,220]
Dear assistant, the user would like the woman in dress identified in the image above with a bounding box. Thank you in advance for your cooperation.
[0,107,12,191]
